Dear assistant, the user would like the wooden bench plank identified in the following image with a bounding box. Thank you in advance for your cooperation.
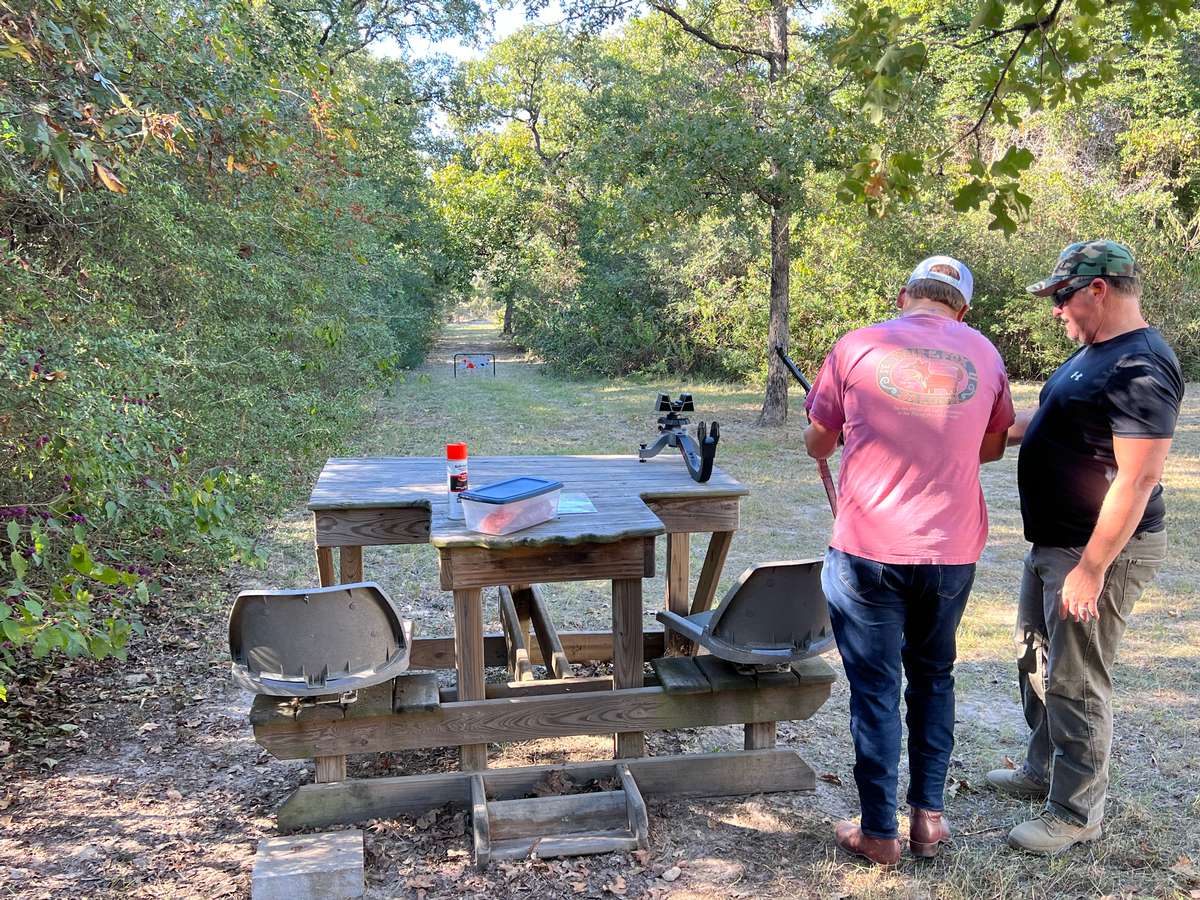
[254,679,831,759]
[791,657,838,684]
[650,657,712,694]
[694,655,757,692]
[439,676,615,703]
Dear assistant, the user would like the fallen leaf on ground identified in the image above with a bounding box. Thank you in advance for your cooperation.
[605,875,627,895]
[1002,756,1017,769]
[533,769,576,797]
[818,772,842,786]
[572,882,587,893]
[137,722,160,734]
[945,777,972,797]
[1170,855,1197,878]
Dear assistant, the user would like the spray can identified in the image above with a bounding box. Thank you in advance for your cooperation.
[446,442,468,520]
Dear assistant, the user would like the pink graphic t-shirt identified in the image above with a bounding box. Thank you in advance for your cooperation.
[805,312,1015,565]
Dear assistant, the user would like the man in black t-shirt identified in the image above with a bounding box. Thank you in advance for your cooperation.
[986,241,1184,855]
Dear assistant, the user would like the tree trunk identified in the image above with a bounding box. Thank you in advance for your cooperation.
[759,201,790,425]
[758,0,790,427]
[502,294,514,334]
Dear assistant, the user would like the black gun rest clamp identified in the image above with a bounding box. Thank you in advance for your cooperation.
[637,393,720,483]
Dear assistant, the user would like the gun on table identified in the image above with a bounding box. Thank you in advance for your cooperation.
[774,346,838,518]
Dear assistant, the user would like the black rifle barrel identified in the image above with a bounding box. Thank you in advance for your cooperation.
[774,346,812,393]
[773,346,838,518]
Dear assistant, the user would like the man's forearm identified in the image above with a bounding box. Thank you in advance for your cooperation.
[803,423,839,460]
[1078,475,1157,574]
[1007,407,1038,446]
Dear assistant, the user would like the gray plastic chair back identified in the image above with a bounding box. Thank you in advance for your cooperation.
[656,559,833,664]
[229,581,412,696]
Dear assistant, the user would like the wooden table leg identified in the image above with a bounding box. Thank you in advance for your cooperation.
[665,533,691,656]
[612,577,644,758]
[744,722,777,749]
[315,545,334,587]
[313,534,346,782]
[691,531,733,616]
[455,587,488,770]
[340,545,363,583]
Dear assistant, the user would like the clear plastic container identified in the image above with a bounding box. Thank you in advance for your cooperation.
[459,476,563,535]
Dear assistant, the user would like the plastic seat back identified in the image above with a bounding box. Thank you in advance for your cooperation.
[706,559,832,658]
[229,581,412,696]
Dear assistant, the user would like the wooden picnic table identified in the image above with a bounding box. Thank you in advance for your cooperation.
[249,454,835,858]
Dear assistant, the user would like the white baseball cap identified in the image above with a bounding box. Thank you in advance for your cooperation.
[906,255,973,306]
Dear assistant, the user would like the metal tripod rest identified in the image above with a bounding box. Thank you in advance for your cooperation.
[637,392,720,483]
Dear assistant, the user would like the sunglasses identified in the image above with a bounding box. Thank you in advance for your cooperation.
[1051,280,1089,308]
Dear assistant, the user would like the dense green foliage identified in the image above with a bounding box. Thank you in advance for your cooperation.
[3,0,1198,701]
[441,4,1200,382]
[0,0,467,699]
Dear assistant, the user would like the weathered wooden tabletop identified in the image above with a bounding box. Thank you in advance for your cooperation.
[308,455,748,550]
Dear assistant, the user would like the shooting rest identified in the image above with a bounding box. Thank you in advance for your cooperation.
[656,560,834,666]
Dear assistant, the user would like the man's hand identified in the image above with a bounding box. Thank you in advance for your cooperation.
[1060,562,1105,623]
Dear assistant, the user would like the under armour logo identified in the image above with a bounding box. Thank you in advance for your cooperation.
[1070,371,1083,381]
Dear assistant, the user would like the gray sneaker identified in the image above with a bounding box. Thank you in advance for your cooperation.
[1008,814,1101,855]
[985,767,1049,799]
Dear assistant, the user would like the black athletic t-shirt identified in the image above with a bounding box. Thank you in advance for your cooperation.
[1018,327,1184,547]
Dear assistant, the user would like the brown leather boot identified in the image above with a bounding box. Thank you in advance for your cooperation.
[834,821,901,866]
[909,807,951,858]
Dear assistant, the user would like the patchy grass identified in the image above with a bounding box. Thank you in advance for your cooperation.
[1,321,1196,899]
[299,323,1199,899]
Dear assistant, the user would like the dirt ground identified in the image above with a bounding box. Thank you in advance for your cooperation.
[1,322,1198,899]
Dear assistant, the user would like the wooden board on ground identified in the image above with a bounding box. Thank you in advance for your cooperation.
[277,749,816,831]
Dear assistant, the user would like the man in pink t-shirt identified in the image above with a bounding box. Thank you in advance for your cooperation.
[803,256,1015,865]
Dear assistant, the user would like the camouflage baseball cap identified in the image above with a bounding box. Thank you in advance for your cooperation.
[1026,240,1142,296]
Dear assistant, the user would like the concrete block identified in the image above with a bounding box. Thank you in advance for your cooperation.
[251,829,364,900]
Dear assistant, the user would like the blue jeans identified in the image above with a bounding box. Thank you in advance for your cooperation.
[823,547,975,840]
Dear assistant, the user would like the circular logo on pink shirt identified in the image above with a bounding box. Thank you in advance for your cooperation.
[877,348,978,405]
